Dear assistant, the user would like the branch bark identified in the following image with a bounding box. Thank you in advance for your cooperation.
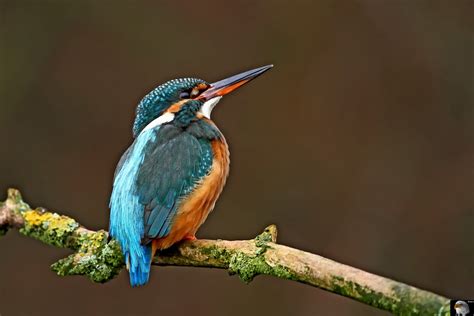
[0,188,450,315]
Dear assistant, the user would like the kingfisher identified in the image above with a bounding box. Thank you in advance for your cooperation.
[109,65,273,286]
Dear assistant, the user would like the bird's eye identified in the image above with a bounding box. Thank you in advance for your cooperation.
[179,91,190,99]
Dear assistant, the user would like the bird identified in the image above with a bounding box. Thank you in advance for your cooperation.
[454,301,470,316]
[109,65,273,286]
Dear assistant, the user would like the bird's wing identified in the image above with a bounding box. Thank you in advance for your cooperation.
[113,146,132,179]
[136,124,213,244]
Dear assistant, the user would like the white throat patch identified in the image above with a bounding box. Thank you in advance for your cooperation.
[199,96,222,119]
[141,112,175,134]
[139,96,222,136]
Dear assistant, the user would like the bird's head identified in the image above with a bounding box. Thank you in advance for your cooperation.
[454,301,470,313]
[132,65,273,137]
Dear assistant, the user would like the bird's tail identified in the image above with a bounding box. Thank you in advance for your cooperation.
[125,243,153,287]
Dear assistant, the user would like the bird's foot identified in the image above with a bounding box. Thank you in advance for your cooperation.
[182,235,197,241]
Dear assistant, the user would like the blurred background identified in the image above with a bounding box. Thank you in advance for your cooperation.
[0,1,472,315]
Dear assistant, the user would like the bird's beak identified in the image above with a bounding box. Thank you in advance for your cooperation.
[199,64,273,101]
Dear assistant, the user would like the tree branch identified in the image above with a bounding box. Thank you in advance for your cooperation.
[0,188,450,315]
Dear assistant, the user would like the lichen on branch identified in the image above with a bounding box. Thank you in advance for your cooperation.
[0,188,450,316]
[51,230,123,283]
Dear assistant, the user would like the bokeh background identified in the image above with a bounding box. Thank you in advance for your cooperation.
[1,1,472,315]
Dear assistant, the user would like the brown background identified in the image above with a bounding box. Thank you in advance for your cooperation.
[0,1,472,315]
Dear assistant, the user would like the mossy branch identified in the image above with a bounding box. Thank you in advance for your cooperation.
[0,188,450,315]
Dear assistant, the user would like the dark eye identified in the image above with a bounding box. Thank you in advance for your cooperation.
[179,91,190,99]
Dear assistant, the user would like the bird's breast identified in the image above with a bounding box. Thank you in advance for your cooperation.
[152,136,230,250]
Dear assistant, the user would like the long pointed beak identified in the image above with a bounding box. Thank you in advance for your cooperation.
[198,64,273,101]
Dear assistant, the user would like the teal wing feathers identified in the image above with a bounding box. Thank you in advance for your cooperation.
[136,124,213,243]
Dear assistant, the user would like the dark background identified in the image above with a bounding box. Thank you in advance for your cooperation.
[1,1,472,315]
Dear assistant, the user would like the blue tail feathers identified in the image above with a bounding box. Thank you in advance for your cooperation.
[109,127,158,287]
[126,243,152,287]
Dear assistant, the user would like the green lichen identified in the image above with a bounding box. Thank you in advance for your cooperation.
[272,264,299,280]
[228,252,266,282]
[228,251,298,283]
[331,276,398,312]
[20,209,79,247]
[391,284,449,316]
[227,225,292,283]
[200,245,231,260]
[330,276,448,316]
[254,225,277,255]
[254,236,271,256]
[51,231,124,283]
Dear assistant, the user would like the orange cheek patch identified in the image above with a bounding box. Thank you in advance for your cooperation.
[165,100,188,113]
[197,83,209,90]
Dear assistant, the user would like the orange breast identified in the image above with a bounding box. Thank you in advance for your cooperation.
[152,137,230,251]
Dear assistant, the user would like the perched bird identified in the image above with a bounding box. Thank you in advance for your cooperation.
[109,65,273,286]
[454,301,470,316]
